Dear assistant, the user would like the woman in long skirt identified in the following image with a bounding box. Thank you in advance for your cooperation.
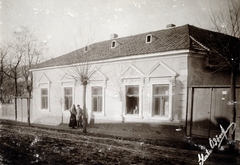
[69,104,77,128]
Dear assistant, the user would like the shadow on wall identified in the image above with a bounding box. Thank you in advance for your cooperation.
[90,113,95,125]
[172,80,184,122]
[89,115,125,124]
[191,117,231,137]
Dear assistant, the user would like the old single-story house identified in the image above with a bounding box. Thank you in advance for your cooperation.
[30,24,240,140]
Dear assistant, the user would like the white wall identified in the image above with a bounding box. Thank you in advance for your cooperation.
[31,52,188,125]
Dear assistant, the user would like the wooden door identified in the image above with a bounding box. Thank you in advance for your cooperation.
[191,88,211,136]
[209,88,231,136]
[191,88,232,137]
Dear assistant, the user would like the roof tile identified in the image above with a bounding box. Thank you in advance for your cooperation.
[31,24,239,70]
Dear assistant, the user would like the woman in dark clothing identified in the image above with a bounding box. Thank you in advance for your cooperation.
[69,104,77,128]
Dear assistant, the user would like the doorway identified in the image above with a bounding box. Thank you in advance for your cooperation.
[191,88,231,137]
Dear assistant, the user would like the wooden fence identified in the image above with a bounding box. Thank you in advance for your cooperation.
[0,98,32,122]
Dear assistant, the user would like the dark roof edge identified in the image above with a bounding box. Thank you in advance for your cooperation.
[30,49,192,72]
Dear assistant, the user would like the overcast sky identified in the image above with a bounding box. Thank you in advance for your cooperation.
[0,0,233,60]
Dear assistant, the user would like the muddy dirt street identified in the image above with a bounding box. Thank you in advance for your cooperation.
[0,123,239,165]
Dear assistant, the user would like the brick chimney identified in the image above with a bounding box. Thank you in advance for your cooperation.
[166,24,176,28]
[110,33,118,39]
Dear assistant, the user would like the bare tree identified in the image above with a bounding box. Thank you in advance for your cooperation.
[0,44,25,104]
[2,26,45,124]
[68,54,92,133]
[207,0,240,141]
[2,78,15,103]
[209,1,240,38]
[17,26,45,126]
[0,42,10,103]
[66,26,96,133]
[3,38,24,121]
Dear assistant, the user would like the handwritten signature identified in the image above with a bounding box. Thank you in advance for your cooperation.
[198,122,236,165]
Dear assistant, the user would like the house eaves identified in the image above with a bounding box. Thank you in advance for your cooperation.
[30,49,191,72]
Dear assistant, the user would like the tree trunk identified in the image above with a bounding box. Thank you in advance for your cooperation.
[14,72,18,121]
[0,60,3,103]
[27,92,31,126]
[27,74,33,126]
[229,70,236,140]
[82,83,87,133]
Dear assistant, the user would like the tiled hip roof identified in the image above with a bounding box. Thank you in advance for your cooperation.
[31,24,240,70]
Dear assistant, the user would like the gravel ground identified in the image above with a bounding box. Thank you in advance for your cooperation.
[0,120,239,164]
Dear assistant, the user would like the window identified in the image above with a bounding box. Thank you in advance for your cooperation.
[152,84,169,116]
[92,86,102,112]
[41,88,48,109]
[64,87,72,110]
[111,40,116,48]
[84,46,88,52]
[126,85,139,114]
[146,34,152,43]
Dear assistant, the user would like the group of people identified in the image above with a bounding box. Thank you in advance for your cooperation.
[69,104,83,129]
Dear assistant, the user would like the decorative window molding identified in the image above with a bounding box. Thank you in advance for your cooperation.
[60,73,76,112]
[121,64,145,118]
[146,34,152,43]
[38,73,52,88]
[146,62,177,120]
[121,64,145,88]
[147,62,177,77]
[146,62,177,85]
[121,64,145,80]
[60,73,76,86]
[89,67,108,87]
[89,68,108,116]
[38,73,51,111]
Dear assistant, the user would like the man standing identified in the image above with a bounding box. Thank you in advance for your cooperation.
[76,104,83,128]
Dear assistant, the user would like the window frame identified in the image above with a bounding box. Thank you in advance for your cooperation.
[64,87,73,111]
[38,73,51,111]
[121,68,143,118]
[111,40,116,48]
[41,88,49,110]
[84,46,88,52]
[125,85,140,115]
[149,81,173,120]
[91,86,103,113]
[146,34,152,43]
[60,79,75,113]
[152,84,169,117]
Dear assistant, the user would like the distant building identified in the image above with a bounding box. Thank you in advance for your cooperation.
[30,24,240,140]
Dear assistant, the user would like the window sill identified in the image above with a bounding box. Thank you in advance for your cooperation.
[150,116,173,121]
[62,110,70,114]
[153,115,169,118]
[124,114,143,119]
[92,112,106,116]
[40,109,50,112]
